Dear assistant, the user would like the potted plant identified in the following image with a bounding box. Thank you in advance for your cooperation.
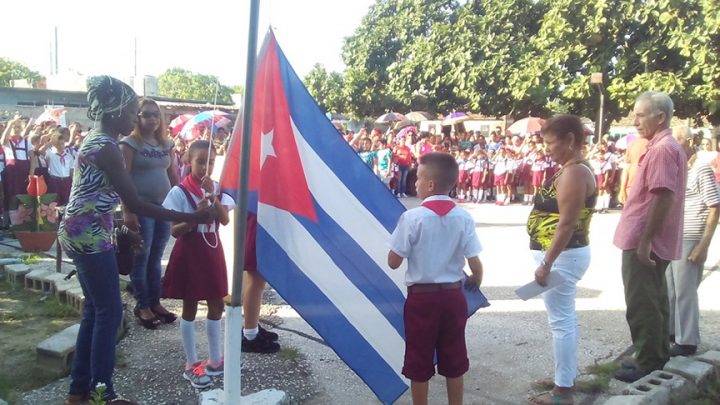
[12,175,59,252]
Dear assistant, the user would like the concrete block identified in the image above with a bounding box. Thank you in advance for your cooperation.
[695,350,720,367]
[36,323,80,374]
[199,389,288,405]
[24,270,53,291]
[602,395,652,405]
[6,264,31,284]
[663,356,715,386]
[607,379,627,396]
[66,287,85,312]
[40,272,68,293]
[54,278,80,302]
[626,370,696,404]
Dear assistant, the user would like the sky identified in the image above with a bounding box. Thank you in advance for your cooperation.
[0,0,376,87]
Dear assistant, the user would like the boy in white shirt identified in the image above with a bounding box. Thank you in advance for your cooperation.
[45,130,75,206]
[388,152,484,405]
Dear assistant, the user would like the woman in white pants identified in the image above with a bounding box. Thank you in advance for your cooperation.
[526,115,598,405]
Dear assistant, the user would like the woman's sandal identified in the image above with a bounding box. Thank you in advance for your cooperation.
[152,306,177,324]
[134,307,161,329]
[527,390,574,405]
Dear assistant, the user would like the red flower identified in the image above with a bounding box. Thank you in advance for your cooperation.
[26,175,47,198]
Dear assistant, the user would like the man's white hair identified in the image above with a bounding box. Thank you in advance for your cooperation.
[636,91,674,121]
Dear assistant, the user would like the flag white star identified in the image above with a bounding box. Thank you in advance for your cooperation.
[260,129,276,167]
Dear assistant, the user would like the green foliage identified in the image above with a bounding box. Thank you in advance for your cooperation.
[0,57,42,87]
[158,68,234,103]
[331,0,720,124]
[303,64,347,114]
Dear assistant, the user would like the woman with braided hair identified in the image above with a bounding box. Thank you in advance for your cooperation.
[60,76,216,405]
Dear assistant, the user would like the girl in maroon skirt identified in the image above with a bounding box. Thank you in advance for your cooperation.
[162,141,233,387]
[2,117,35,220]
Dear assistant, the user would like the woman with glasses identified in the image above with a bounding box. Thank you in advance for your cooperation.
[120,98,180,328]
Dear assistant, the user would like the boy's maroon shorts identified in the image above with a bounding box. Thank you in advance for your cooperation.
[402,287,469,382]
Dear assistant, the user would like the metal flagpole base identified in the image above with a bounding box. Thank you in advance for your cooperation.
[223,305,244,403]
[200,388,288,404]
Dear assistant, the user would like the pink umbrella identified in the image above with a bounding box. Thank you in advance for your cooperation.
[170,114,194,135]
[507,117,545,135]
[179,110,232,141]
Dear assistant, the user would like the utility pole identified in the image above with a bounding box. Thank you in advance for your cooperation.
[54,27,58,74]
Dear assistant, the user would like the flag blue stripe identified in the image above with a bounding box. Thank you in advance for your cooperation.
[274,48,406,234]
[257,227,408,404]
[294,198,407,338]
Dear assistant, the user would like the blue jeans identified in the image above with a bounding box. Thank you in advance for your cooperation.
[69,250,123,399]
[397,165,409,195]
[131,215,171,309]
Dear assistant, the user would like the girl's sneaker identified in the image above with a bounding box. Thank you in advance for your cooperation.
[183,362,213,389]
[204,359,224,377]
[258,325,279,342]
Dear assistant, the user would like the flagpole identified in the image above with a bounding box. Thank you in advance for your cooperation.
[224,0,260,403]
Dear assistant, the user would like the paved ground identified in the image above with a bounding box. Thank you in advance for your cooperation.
[13,197,720,404]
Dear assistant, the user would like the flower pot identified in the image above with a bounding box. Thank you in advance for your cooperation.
[15,231,57,252]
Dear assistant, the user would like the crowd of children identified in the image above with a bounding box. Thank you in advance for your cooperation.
[347,124,628,211]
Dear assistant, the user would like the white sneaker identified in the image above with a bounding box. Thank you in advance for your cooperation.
[401,193,408,198]
[183,362,213,388]
[203,358,224,377]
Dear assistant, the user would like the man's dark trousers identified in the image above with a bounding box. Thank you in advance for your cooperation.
[622,249,671,372]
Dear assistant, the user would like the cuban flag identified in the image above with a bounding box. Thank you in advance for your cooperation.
[221,31,489,404]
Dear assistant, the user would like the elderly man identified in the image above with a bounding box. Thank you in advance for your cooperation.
[666,127,720,357]
[613,92,688,383]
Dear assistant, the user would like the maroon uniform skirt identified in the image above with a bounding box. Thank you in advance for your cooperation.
[162,229,228,301]
[596,173,607,190]
[3,159,30,205]
[457,170,468,186]
[531,171,544,187]
[471,171,484,189]
[48,176,72,206]
[494,174,507,187]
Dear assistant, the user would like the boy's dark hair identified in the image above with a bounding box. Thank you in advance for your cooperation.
[418,152,458,193]
[187,140,216,160]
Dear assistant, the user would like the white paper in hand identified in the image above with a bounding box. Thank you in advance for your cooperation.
[514,271,567,301]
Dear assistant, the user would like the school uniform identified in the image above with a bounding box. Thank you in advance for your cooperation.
[493,158,509,187]
[389,195,482,382]
[591,159,612,190]
[531,158,547,187]
[456,158,467,185]
[45,148,75,206]
[161,179,235,301]
[3,138,33,204]
[471,159,486,190]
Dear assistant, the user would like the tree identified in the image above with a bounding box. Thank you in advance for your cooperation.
[158,68,234,103]
[341,0,459,118]
[0,58,42,87]
[303,64,347,114]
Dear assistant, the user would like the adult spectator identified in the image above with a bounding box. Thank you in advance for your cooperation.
[526,115,597,405]
[666,127,719,356]
[487,131,502,152]
[696,137,717,165]
[59,76,214,404]
[613,91,687,383]
[120,98,180,329]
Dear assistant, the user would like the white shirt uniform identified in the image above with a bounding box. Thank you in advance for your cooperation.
[162,182,235,233]
[389,195,482,286]
[45,148,75,178]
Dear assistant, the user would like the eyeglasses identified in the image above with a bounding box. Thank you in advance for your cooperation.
[139,111,161,119]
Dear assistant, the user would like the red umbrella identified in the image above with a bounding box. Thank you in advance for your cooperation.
[170,114,194,135]
[507,117,545,135]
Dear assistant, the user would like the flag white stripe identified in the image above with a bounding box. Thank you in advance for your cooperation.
[258,202,407,381]
[290,119,408,295]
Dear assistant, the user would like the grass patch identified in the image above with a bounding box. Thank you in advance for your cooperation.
[278,346,300,362]
[20,254,42,265]
[0,279,80,401]
[532,360,621,394]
